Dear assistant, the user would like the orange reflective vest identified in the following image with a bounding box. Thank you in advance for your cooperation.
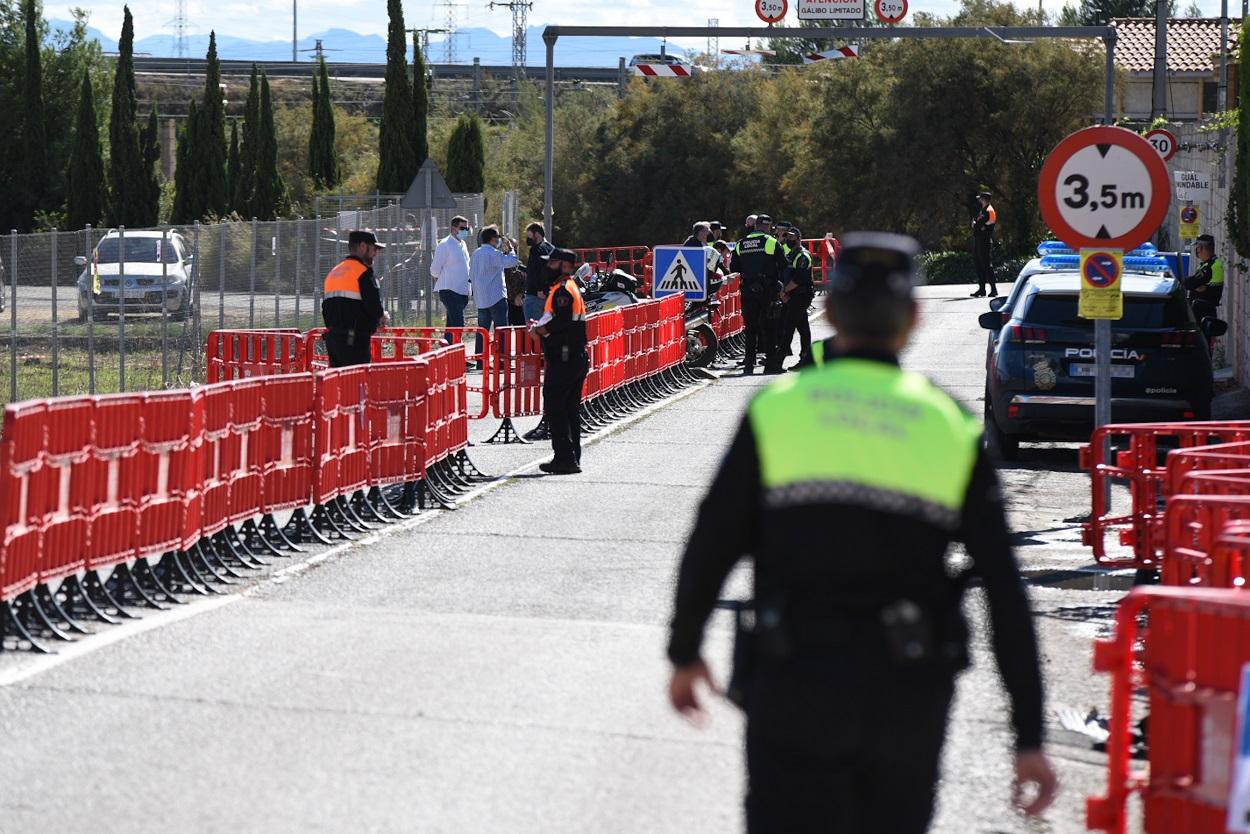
[543,278,587,319]
[324,258,368,301]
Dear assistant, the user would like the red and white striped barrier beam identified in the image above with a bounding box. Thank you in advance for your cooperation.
[630,63,693,77]
[802,45,860,63]
[720,48,777,57]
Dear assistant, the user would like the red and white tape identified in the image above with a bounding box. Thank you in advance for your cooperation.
[802,45,860,63]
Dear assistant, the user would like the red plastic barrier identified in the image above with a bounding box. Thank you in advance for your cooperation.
[200,382,235,539]
[1081,422,1250,567]
[490,326,544,420]
[87,393,143,572]
[136,389,199,560]
[41,398,93,583]
[206,329,305,383]
[0,401,47,601]
[363,362,424,488]
[258,374,317,515]
[658,295,686,371]
[312,366,370,506]
[1088,586,1250,834]
[802,237,838,290]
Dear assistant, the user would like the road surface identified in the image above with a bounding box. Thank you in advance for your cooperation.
[0,286,1129,832]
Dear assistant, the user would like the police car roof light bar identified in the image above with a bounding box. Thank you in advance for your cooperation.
[1037,241,1156,257]
[1038,253,1170,271]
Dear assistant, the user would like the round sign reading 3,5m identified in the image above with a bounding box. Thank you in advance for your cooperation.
[1038,126,1171,252]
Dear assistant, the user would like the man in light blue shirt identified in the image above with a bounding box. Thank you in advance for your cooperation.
[469,225,519,361]
[431,215,473,344]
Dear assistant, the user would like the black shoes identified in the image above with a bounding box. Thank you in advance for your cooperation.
[540,461,581,475]
[763,366,786,375]
[988,289,999,298]
[970,289,986,298]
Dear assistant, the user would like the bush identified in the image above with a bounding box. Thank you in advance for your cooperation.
[919,250,1030,286]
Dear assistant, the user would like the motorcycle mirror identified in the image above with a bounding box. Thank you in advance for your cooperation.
[1202,317,1229,338]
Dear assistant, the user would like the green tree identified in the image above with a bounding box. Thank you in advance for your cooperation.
[1230,22,1250,257]
[445,113,485,193]
[251,73,288,219]
[19,0,47,230]
[412,33,429,165]
[234,66,260,215]
[189,31,227,217]
[107,5,145,227]
[376,0,416,192]
[138,107,161,226]
[227,119,240,211]
[308,57,339,188]
[171,99,196,224]
[1071,0,1170,25]
[66,68,105,229]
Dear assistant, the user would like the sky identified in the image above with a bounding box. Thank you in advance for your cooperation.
[40,0,1239,54]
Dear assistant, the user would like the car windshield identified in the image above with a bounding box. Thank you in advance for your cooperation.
[95,237,180,264]
[1022,293,1193,329]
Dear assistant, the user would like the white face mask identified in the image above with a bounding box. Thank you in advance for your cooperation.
[458,229,470,241]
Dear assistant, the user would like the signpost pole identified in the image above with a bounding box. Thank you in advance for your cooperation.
[1097,36,1117,506]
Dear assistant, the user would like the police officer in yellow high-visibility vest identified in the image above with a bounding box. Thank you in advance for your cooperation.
[322,230,388,367]
[667,232,1056,834]
[1186,233,1224,320]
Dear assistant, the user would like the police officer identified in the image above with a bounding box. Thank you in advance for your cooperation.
[667,232,1056,834]
[1186,233,1224,320]
[778,225,814,365]
[971,190,998,298]
[322,230,388,367]
[530,249,586,475]
[733,214,788,375]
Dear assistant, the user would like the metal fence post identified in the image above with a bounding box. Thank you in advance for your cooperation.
[273,222,281,326]
[51,230,58,396]
[218,222,226,330]
[249,217,257,327]
[118,225,126,392]
[295,221,302,326]
[86,224,95,394]
[9,230,17,403]
[313,213,321,318]
[192,221,203,382]
[161,227,170,388]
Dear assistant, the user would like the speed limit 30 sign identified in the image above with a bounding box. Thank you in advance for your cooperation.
[1145,128,1178,162]
[1038,125,1171,251]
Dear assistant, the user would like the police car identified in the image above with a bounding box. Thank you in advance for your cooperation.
[978,247,1226,459]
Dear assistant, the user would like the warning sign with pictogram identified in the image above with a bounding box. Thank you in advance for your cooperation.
[653,246,707,301]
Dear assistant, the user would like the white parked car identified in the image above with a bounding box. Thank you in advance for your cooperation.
[76,230,193,322]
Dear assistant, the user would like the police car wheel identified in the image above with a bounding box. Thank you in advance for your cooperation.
[984,398,1019,461]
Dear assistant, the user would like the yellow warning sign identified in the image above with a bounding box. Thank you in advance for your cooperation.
[1179,204,1200,240]
[1078,248,1124,321]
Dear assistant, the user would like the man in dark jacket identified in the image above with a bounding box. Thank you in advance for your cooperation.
[321,230,388,367]
[524,222,556,324]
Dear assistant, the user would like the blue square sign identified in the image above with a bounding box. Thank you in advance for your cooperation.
[653,246,708,302]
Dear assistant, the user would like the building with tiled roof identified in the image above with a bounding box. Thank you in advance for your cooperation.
[1111,17,1242,121]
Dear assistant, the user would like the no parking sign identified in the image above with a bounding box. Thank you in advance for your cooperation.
[1079,249,1123,320]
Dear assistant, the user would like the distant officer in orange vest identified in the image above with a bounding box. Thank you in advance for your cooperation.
[970,191,998,298]
[322,230,389,367]
[530,248,587,475]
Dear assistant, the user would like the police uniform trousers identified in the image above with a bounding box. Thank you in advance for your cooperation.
[543,349,589,465]
[780,291,813,361]
[325,329,371,368]
[742,288,782,371]
[972,237,995,292]
[745,653,954,834]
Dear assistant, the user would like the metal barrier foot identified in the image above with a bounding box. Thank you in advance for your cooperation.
[224,526,270,568]
[109,563,168,611]
[161,552,209,596]
[262,514,305,552]
[23,590,76,642]
[420,477,458,511]
[352,490,389,524]
[367,486,407,520]
[334,496,374,533]
[454,450,492,483]
[61,574,122,623]
[397,482,420,514]
[3,599,53,654]
[486,418,529,444]
[133,558,183,605]
[177,549,223,594]
[34,582,90,634]
[311,503,354,541]
[84,570,141,619]
[208,534,256,575]
[192,541,240,585]
[241,518,287,558]
[292,507,338,545]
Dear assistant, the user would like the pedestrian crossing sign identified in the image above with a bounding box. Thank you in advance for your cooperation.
[653,246,708,301]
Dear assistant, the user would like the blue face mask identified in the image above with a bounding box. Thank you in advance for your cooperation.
[458,229,470,240]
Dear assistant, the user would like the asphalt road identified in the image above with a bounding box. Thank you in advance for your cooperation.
[0,286,1131,833]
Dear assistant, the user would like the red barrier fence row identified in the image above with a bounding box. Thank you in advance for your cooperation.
[0,344,471,649]
[1088,586,1250,834]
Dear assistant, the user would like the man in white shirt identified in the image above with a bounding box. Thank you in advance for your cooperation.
[431,215,472,344]
[469,225,520,361]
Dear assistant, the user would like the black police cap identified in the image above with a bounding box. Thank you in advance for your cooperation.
[1197,234,1216,247]
[828,232,920,300]
[348,230,386,248]
[543,247,578,265]
[755,214,773,225]
[785,226,802,238]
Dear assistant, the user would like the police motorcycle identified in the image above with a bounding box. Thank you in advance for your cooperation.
[576,262,640,312]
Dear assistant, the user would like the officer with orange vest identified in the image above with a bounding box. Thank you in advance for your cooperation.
[322,230,389,367]
[530,248,586,475]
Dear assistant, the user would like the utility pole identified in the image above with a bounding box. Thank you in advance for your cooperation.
[440,1,465,63]
[409,27,448,63]
[708,18,720,59]
[489,0,533,79]
[1150,0,1167,120]
[292,0,298,61]
[167,0,188,59]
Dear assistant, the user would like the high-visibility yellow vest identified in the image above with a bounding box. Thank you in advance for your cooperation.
[748,358,982,529]
[324,258,368,300]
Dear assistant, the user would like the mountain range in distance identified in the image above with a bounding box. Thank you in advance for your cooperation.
[51,20,706,68]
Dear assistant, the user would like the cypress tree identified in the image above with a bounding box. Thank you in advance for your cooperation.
[412,33,429,166]
[376,0,416,192]
[66,70,106,230]
[308,57,339,189]
[251,73,288,220]
[171,100,196,224]
[20,0,47,229]
[108,6,145,227]
[445,114,486,193]
[1232,23,1250,257]
[190,32,228,218]
[227,120,240,213]
[138,108,161,226]
[234,66,260,216]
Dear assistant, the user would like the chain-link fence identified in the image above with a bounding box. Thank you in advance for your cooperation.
[0,192,485,404]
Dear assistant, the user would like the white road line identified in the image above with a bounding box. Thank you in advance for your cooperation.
[0,376,713,688]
